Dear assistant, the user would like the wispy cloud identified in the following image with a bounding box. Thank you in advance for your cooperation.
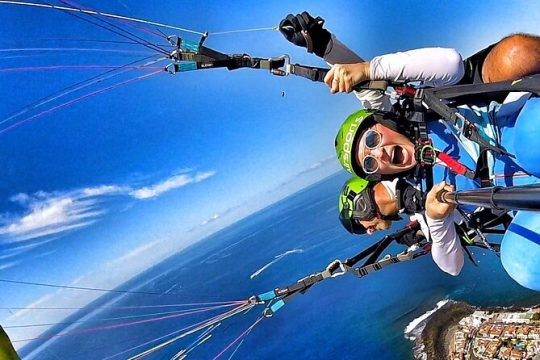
[129,171,216,199]
[0,194,105,241]
[279,155,337,187]
[0,171,216,242]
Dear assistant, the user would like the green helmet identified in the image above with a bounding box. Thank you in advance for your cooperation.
[335,109,375,176]
[338,176,375,235]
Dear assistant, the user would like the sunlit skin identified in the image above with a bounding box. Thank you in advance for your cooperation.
[358,181,456,235]
[357,217,391,235]
[357,183,398,235]
[357,123,416,175]
[482,34,540,83]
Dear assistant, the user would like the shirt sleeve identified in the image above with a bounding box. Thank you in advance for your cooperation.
[426,212,464,276]
[323,35,364,64]
[370,47,465,87]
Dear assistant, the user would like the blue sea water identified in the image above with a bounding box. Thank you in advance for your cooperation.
[20,172,540,360]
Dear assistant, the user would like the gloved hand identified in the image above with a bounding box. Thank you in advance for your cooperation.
[279,11,331,57]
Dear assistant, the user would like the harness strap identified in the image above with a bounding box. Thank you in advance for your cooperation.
[421,90,513,158]
[436,151,476,179]
[286,64,389,91]
[429,73,540,102]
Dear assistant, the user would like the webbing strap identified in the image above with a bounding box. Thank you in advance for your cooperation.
[421,90,513,157]
[287,64,389,91]
[348,245,430,278]
[428,73,540,101]
[437,152,476,179]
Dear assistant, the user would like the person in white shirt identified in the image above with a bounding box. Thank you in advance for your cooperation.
[338,176,464,276]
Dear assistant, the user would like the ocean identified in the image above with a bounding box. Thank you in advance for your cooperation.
[19,172,540,360]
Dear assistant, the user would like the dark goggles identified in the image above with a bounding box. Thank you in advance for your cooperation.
[339,185,402,235]
[339,187,378,235]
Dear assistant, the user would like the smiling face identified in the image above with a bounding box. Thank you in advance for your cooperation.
[356,123,417,175]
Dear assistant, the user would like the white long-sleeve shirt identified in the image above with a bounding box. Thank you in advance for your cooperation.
[326,39,466,275]
[407,210,464,276]
[324,35,465,110]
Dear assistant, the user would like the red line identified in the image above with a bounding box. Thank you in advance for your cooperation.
[0,65,162,73]
[13,303,239,343]
[0,69,162,135]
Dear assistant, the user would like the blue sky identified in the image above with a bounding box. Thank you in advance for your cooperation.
[1,0,539,348]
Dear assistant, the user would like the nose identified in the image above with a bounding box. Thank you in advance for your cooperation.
[370,146,391,162]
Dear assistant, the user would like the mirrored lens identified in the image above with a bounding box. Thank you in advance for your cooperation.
[362,155,379,174]
[364,130,382,149]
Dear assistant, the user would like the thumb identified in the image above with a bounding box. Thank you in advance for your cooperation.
[324,67,335,86]
[434,181,446,191]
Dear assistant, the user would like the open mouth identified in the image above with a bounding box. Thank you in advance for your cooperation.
[391,145,405,165]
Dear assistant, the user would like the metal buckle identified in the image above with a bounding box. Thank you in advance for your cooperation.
[269,55,290,76]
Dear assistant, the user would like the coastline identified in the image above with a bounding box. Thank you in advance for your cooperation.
[407,300,540,359]
[420,301,475,360]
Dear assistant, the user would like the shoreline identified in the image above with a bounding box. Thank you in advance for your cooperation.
[409,301,540,359]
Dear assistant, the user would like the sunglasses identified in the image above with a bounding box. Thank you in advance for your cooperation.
[360,129,383,174]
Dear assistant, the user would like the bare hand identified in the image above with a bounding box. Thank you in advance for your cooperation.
[426,182,456,220]
[324,62,370,94]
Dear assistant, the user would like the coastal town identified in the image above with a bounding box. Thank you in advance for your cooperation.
[450,308,540,360]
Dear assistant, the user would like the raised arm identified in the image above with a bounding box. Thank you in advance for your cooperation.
[425,182,464,276]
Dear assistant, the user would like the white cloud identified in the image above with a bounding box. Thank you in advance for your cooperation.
[201,213,220,226]
[129,171,216,199]
[81,185,127,197]
[0,171,215,242]
[0,195,105,242]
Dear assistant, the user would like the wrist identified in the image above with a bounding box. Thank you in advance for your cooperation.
[313,29,331,57]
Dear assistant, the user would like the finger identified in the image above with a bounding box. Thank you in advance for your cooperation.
[339,77,346,93]
[287,14,300,30]
[300,11,313,24]
[314,16,325,26]
[297,13,308,29]
[324,67,335,87]
[332,76,340,93]
[344,76,353,93]
[332,66,344,93]
[434,181,446,191]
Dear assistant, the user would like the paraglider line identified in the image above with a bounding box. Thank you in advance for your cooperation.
[60,0,166,40]
[104,303,250,360]
[0,1,206,35]
[211,316,263,360]
[0,69,162,135]
[48,0,170,56]
[0,55,164,126]
[12,303,240,343]
[0,276,172,296]
[0,65,162,72]
[5,305,242,329]
[209,26,278,35]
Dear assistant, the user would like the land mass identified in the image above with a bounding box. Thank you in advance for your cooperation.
[413,301,540,360]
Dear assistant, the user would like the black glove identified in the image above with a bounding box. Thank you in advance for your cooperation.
[279,11,331,58]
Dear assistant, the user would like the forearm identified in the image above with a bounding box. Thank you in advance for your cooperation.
[323,35,392,110]
[323,35,364,64]
[370,47,465,87]
[426,213,464,276]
